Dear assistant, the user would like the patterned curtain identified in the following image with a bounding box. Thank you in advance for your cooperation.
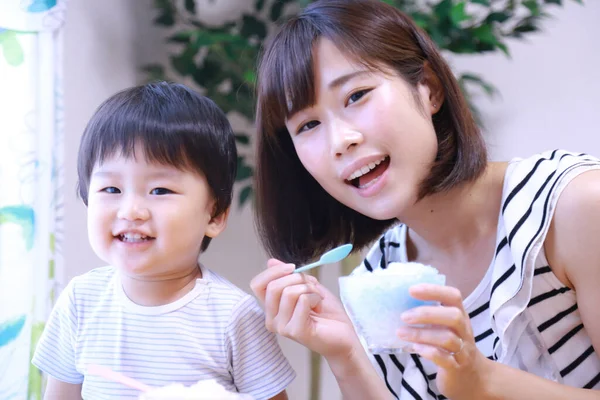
[0,1,65,399]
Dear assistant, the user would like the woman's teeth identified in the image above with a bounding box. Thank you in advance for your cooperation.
[348,156,387,181]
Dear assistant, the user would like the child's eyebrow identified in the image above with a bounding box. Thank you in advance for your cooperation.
[91,171,116,178]
[92,170,183,179]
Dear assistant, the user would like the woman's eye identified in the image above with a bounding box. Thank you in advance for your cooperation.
[347,89,370,105]
[102,187,120,194]
[150,188,173,195]
[297,120,320,134]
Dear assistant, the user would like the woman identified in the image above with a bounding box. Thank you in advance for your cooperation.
[250,0,600,398]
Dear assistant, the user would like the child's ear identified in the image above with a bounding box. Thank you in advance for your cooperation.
[205,208,230,238]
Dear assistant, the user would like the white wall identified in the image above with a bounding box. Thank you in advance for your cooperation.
[447,1,600,160]
[62,1,599,399]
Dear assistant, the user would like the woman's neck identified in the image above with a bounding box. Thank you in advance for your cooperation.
[399,162,508,258]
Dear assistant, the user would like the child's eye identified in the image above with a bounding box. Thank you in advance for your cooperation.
[150,188,174,195]
[346,89,371,106]
[101,187,121,194]
[297,120,320,134]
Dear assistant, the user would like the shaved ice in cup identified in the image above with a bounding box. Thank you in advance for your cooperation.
[339,262,445,353]
[139,379,254,400]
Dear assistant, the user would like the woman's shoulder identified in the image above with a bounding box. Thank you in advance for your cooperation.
[502,149,600,202]
[506,149,599,171]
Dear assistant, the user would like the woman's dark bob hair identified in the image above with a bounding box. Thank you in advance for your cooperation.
[254,0,487,264]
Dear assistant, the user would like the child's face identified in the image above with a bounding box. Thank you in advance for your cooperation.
[284,39,439,221]
[86,145,226,279]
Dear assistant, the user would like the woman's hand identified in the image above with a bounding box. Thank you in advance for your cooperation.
[396,284,494,400]
[250,259,360,360]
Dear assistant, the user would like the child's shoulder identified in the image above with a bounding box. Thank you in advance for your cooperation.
[66,265,117,299]
[200,267,259,311]
[203,267,250,299]
[69,265,116,287]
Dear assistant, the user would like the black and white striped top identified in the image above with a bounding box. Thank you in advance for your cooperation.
[347,150,600,399]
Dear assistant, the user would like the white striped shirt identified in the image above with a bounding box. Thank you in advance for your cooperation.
[32,265,295,400]
[348,150,600,399]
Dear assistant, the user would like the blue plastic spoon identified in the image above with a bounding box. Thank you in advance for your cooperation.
[294,244,353,274]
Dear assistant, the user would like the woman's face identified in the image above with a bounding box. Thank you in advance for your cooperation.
[285,39,439,220]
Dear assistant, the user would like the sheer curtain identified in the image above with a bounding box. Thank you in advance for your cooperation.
[0,1,65,399]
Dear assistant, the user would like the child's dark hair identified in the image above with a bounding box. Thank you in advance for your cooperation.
[254,0,487,264]
[77,81,237,252]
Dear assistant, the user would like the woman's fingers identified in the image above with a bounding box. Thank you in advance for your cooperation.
[264,273,315,324]
[281,292,323,339]
[409,343,460,370]
[409,284,464,308]
[272,283,322,333]
[250,259,295,302]
[397,326,463,354]
[401,305,468,336]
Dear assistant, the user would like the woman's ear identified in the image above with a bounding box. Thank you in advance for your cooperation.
[419,61,445,115]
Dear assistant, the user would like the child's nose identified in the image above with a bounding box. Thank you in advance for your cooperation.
[117,196,150,221]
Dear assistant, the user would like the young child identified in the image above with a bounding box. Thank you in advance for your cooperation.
[250,0,600,399]
[32,82,295,400]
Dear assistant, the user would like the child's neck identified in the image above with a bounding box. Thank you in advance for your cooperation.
[120,265,203,307]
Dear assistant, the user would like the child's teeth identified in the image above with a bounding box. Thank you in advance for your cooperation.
[121,233,149,242]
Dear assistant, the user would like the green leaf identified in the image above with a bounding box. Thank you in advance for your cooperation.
[450,2,470,26]
[270,0,295,22]
[235,133,250,145]
[497,42,510,57]
[472,24,498,45]
[485,11,512,24]
[191,56,223,87]
[141,64,167,81]
[433,0,453,19]
[410,12,431,29]
[153,0,175,26]
[240,15,268,40]
[243,70,257,84]
[256,0,266,11]
[239,185,253,207]
[194,31,245,47]
[236,156,253,181]
[511,22,538,36]
[168,31,193,44]
[544,0,562,4]
[471,0,491,5]
[184,0,196,14]
[523,0,540,16]
[459,73,498,97]
[170,48,197,77]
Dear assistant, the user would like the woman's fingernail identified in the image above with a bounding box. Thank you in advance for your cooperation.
[401,311,416,322]
[397,327,411,338]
